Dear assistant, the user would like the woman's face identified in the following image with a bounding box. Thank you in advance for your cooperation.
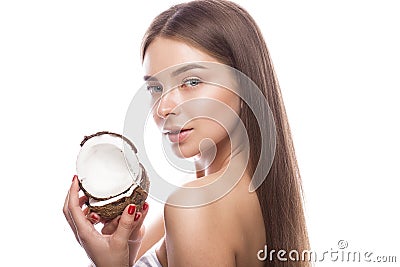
[143,37,241,159]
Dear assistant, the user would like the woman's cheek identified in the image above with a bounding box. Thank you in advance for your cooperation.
[153,113,163,129]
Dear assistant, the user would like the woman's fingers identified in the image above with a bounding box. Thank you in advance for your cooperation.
[65,174,150,250]
[87,212,101,225]
[112,204,138,244]
[129,203,149,242]
[67,176,99,243]
[79,195,88,208]
[80,195,101,225]
[112,203,149,245]
[63,176,81,242]
[67,176,86,224]
[101,215,121,235]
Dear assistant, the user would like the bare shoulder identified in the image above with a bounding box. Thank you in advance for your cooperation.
[162,175,237,266]
[164,172,237,236]
[161,173,265,266]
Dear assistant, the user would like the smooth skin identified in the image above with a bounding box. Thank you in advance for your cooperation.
[63,175,149,267]
[143,38,265,266]
[64,37,266,267]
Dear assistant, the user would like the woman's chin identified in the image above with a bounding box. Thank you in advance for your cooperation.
[170,144,198,159]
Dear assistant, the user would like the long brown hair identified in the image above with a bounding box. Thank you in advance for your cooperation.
[141,0,310,266]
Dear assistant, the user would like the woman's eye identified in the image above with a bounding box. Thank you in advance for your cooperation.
[181,78,202,88]
[146,84,163,94]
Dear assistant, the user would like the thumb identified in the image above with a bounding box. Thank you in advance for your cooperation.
[113,204,139,243]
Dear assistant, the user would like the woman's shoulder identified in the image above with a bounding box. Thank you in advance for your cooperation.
[160,173,265,265]
[161,173,242,264]
[164,171,241,223]
[164,173,235,230]
[164,171,262,243]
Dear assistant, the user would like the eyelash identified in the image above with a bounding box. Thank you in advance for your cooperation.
[146,77,202,94]
[180,77,202,88]
[146,83,163,94]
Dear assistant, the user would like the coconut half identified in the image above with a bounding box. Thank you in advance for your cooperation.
[76,131,149,220]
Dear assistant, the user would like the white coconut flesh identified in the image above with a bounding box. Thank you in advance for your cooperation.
[88,183,138,207]
[76,133,141,200]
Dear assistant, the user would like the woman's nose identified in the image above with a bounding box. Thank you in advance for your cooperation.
[156,88,180,119]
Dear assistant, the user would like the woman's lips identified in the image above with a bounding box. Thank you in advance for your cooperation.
[165,128,193,143]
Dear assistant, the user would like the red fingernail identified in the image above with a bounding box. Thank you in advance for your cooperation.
[143,202,149,211]
[128,205,136,215]
[134,213,141,221]
[72,175,77,182]
[91,214,98,221]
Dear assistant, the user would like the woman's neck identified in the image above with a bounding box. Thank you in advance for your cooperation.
[194,128,249,179]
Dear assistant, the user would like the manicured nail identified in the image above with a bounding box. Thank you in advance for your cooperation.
[72,175,78,182]
[134,213,141,221]
[142,202,149,211]
[91,214,98,221]
[128,205,136,215]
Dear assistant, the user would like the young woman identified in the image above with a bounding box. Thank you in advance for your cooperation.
[64,1,310,266]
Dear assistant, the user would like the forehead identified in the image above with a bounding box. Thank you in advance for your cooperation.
[142,37,220,76]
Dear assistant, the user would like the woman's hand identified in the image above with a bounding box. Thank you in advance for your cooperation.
[100,213,146,245]
[63,175,149,267]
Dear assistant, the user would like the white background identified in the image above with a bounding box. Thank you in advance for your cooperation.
[0,0,399,266]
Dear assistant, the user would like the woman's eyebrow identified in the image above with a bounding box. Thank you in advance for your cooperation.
[171,63,207,77]
[143,63,207,81]
[143,75,157,81]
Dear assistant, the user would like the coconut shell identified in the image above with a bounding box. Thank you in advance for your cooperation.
[86,162,150,220]
[78,131,150,221]
[88,186,148,220]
